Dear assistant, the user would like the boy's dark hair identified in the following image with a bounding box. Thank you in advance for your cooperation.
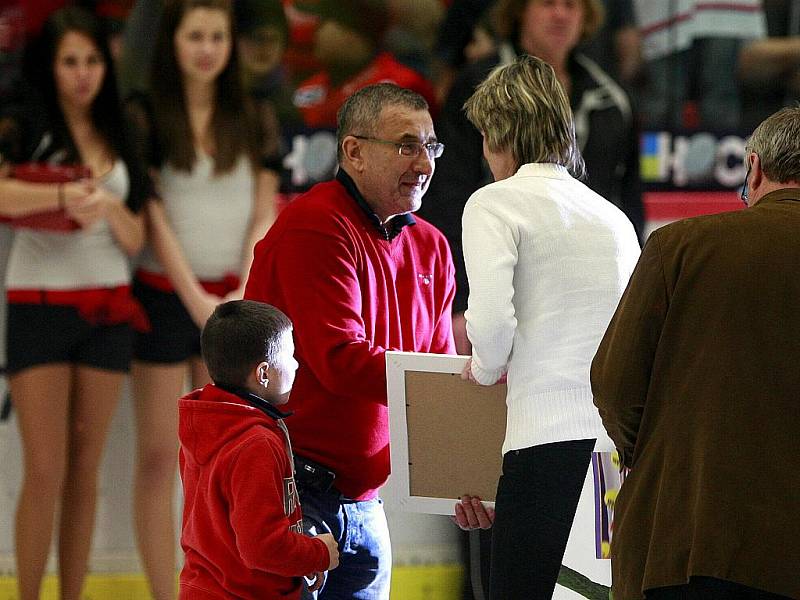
[201,300,292,387]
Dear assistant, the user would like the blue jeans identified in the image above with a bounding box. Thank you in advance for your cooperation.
[299,485,391,600]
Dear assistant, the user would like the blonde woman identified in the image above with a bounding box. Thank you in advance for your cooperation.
[420,0,642,356]
[455,54,640,599]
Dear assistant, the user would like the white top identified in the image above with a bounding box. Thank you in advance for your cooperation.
[6,160,132,290]
[463,163,641,454]
[138,154,254,280]
[634,0,766,61]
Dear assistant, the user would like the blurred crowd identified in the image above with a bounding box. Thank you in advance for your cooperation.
[3,1,797,144]
[2,1,790,205]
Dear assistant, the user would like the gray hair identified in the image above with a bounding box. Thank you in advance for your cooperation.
[746,106,800,184]
[336,83,429,162]
[464,54,585,177]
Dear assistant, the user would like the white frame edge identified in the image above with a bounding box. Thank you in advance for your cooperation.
[384,351,494,516]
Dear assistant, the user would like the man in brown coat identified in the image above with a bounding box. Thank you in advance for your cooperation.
[591,107,800,600]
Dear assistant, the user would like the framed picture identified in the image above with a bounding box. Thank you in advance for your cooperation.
[383,350,621,592]
[384,351,506,515]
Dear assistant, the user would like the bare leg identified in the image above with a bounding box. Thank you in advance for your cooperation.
[11,365,71,600]
[131,361,185,600]
[58,366,124,600]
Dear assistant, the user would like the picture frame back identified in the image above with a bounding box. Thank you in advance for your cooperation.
[385,351,506,514]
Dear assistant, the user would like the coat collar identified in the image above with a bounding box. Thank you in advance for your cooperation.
[754,187,800,206]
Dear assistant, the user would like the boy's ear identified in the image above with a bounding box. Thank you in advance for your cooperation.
[256,361,270,389]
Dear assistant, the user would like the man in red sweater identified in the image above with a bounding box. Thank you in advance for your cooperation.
[178,300,339,598]
[245,83,456,599]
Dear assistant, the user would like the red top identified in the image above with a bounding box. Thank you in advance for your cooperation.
[293,52,438,129]
[245,177,456,499]
[178,384,329,599]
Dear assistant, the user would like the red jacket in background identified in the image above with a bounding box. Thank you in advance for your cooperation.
[178,384,329,599]
[244,176,456,500]
[293,52,438,129]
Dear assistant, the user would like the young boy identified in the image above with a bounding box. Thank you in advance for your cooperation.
[178,300,339,599]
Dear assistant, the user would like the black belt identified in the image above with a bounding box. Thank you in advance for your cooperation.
[294,454,337,494]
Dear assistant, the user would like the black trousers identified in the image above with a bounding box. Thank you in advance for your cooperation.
[488,439,595,600]
[646,577,794,599]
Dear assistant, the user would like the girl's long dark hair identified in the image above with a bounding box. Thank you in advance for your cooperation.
[27,6,122,163]
[23,6,150,211]
[150,0,260,174]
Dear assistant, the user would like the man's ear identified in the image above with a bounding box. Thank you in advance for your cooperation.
[750,152,764,193]
[341,136,364,172]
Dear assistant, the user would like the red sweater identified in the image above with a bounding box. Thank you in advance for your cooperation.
[244,177,456,500]
[178,385,329,599]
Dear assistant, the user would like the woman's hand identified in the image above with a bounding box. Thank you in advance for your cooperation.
[453,495,495,530]
[60,179,94,211]
[186,289,223,329]
[64,181,118,228]
[461,357,507,385]
[461,358,479,384]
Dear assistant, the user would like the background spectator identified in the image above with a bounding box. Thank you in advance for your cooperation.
[431,0,495,102]
[116,0,161,95]
[291,0,436,128]
[739,0,800,130]
[0,7,148,599]
[280,0,437,197]
[235,0,296,124]
[0,1,26,100]
[634,0,767,130]
[125,1,280,597]
[462,12,500,64]
[580,0,642,84]
[383,0,445,77]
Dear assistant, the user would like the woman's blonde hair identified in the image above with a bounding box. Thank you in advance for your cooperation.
[493,0,605,44]
[464,54,585,176]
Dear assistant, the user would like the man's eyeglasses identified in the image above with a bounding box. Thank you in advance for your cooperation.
[353,136,444,159]
[740,163,752,207]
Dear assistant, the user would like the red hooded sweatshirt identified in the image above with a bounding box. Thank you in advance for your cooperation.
[178,384,329,599]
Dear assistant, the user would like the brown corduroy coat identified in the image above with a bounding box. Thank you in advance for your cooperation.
[591,189,800,600]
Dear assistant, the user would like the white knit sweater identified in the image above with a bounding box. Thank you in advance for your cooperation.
[463,163,641,454]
